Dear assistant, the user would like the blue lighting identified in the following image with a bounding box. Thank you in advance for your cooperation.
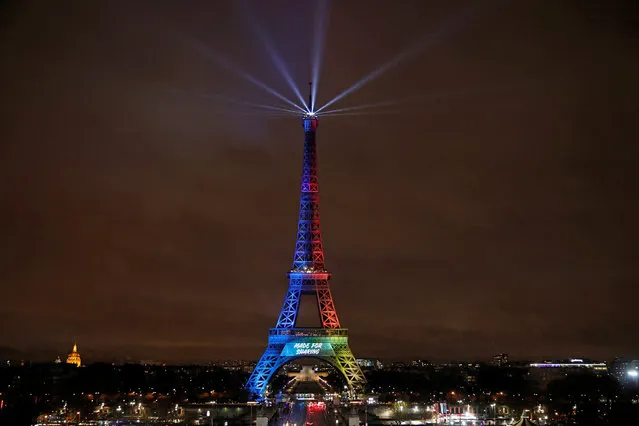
[182,34,307,113]
[240,2,309,111]
[196,92,300,114]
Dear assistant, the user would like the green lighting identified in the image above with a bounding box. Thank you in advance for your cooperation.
[283,341,335,357]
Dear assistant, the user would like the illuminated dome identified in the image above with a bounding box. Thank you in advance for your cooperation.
[66,343,81,367]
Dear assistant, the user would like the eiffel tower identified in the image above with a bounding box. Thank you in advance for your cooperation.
[245,86,366,400]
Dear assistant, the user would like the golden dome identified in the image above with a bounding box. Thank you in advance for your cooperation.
[66,343,81,367]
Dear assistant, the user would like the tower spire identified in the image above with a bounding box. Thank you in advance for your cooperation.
[295,109,321,271]
[308,81,313,113]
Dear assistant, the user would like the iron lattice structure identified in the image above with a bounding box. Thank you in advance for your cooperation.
[245,114,366,399]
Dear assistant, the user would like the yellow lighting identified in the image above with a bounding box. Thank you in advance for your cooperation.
[66,343,81,367]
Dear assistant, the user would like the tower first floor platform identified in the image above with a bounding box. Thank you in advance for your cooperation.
[246,328,365,399]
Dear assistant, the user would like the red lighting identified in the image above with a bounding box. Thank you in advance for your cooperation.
[308,401,325,411]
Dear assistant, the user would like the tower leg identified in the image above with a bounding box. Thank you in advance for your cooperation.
[246,344,285,399]
[331,344,367,395]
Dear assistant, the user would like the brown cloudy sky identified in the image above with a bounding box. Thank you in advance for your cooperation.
[1,0,638,362]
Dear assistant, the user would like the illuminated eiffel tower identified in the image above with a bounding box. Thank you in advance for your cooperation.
[246,86,366,400]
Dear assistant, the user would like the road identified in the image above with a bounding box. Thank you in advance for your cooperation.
[274,401,340,426]
[274,402,306,426]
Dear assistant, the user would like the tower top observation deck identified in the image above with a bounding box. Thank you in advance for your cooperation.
[303,82,319,132]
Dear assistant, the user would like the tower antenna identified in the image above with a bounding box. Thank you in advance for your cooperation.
[308,81,313,113]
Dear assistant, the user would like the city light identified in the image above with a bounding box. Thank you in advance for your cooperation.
[628,370,639,377]
[530,362,607,369]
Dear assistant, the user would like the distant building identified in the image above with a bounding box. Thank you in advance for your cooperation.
[357,358,383,369]
[357,358,372,367]
[410,359,432,368]
[528,358,607,387]
[54,356,62,364]
[139,360,165,366]
[610,358,639,385]
[66,344,81,367]
[491,353,509,367]
[529,358,607,370]
[390,361,408,370]
[287,365,328,381]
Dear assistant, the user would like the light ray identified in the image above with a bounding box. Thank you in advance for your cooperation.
[320,111,401,117]
[315,2,481,113]
[317,100,400,115]
[238,1,309,111]
[209,111,294,117]
[198,93,300,115]
[200,104,296,117]
[311,0,331,112]
[318,74,539,117]
[179,34,307,113]
[168,89,300,115]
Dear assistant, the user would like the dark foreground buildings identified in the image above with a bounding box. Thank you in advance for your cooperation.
[1,357,638,425]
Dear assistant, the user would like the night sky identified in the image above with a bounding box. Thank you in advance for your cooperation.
[1,0,638,363]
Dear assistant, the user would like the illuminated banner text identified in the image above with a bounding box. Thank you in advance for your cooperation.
[283,341,336,357]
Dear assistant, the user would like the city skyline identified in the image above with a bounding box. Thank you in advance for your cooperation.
[0,342,627,365]
[1,0,638,362]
